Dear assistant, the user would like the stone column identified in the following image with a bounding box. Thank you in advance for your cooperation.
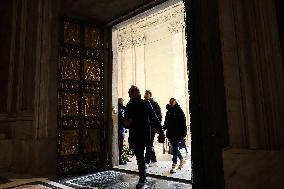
[6,0,17,112]
[182,29,190,126]
[15,0,27,112]
[5,0,28,112]
[133,33,146,93]
[117,29,133,102]
[219,0,284,150]
[31,0,59,175]
[169,17,189,122]
[247,0,284,150]
[218,0,250,148]
[112,29,119,107]
[117,51,122,97]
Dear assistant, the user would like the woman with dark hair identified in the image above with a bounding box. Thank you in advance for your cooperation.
[163,98,187,173]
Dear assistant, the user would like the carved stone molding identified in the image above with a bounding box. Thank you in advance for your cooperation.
[117,28,132,52]
[117,1,185,52]
[117,31,145,51]
[132,33,145,47]
[168,18,185,34]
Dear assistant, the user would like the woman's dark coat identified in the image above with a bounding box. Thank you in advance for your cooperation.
[163,103,187,142]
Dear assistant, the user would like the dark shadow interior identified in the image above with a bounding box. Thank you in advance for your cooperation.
[275,0,284,67]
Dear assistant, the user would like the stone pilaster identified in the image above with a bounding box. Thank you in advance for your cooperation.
[133,33,146,92]
[247,0,284,149]
[218,0,250,148]
[219,0,284,150]
[6,0,18,112]
[170,26,188,115]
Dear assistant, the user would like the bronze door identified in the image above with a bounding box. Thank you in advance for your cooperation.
[57,18,105,176]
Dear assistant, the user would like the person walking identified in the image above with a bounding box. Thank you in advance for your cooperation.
[144,90,162,167]
[163,98,187,173]
[118,98,127,165]
[125,85,165,189]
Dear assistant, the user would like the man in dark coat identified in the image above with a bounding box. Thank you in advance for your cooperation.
[144,90,162,167]
[125,85,164,189]
[118,98,127,165]
[163,98,187,173]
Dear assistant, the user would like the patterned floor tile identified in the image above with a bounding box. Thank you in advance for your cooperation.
[58,170,192,189]
[114,147,191,182]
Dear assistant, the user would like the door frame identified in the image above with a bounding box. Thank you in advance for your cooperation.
[103,0,228,189]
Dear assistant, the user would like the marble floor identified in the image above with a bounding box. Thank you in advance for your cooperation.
[114,144,191,182]
[0,170,192,189]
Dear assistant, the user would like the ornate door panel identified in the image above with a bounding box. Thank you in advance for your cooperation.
[57,19,104,176]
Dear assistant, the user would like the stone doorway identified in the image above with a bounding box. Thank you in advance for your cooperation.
[111,0,191,182]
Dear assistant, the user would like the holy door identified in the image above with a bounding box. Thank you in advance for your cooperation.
[57,18,105,176]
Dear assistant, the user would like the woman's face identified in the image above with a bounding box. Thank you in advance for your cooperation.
[118,99,124,105]
[169,99,176,107]
[144,92,151,100]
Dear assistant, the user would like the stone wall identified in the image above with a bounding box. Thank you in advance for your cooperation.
[112,0,190,125]
[219,0,284,150]
[0,0,59,176]
[218,0,284,188]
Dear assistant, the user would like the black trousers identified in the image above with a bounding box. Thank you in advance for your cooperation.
[134,146,146,183]
[118,133,124,161]
[145,131,157,164]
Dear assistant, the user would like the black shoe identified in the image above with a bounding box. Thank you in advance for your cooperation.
[136,181,148,189]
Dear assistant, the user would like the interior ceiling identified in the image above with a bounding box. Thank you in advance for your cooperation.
[61,0,168,25]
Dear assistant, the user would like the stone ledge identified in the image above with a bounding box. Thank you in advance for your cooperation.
[223,148,284,189]
[0,138,56,177]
